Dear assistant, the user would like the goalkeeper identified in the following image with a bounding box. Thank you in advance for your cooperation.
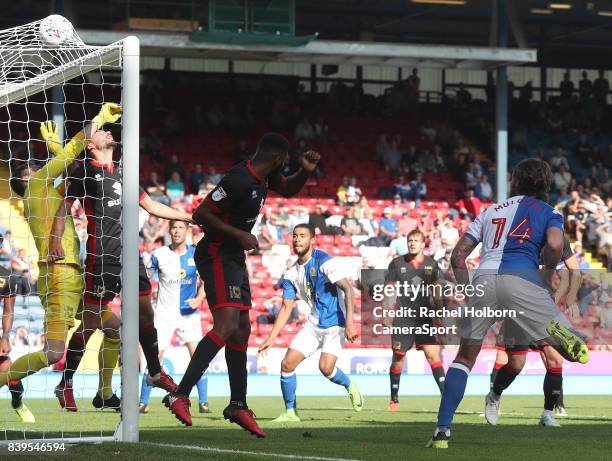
[0,104,115,395]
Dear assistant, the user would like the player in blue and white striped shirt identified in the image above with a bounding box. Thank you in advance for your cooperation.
[258,223,363,421]
[428,159,589,449]
[139,220,209,414]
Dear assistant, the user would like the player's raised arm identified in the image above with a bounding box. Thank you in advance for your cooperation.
[271,150,320,198]
[139,191,193,223]
[258,298,297,354]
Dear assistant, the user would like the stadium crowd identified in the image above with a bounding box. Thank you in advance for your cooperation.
[1,70,610,349]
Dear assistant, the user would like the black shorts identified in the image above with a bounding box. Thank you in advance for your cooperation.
[391,317,439,354]
[84,259,151,305]
[496,320,540,354]
[195,246,251,311]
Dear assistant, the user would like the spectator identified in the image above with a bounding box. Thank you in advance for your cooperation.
[337,176,350,205]
[141,215,167,244]
[433,238,451,261]
[379,207,398,245]
[166,171,185,202]
[313,116,329,141]
[408,172,427,207]
[389,232,408,256]
[464,162,481,187]
[0,230,13,270]
[359,208,380,238]
[549,148,570,171]
[11,326,30,347]
[560,72,574,100]
[207,103,224,128]
[205,166,222,186]
[438,216,460,246]
[553,164,572,191]
[383,140,402,176]
[397,210,418,236]
[575,134,593,167]
[389,195,405,218]
[308,204,331,235]
[294,117,314,140]
[341,207,364,236]
[257,295,299,324]
[475,174,494,201]
[142,127,163,161]
[233,139,251,164]
[394,176,412,202]
[456,83,472,105]
[345,176,362,205]
[579,71,593,101]
[354,195,371,220]
[431,144,446,172]
[375,134,389,164]
[454,187,483,220]
[164,153,185,181]
[407,68,420,99]
[11,248,32,295]
[143,171,169,203]
[188,163,205,194]
[593,70,609,105]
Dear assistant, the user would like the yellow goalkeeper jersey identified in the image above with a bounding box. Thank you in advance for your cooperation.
[24,142,82,266]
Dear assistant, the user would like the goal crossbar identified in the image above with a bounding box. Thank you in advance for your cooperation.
[0,43,122,108]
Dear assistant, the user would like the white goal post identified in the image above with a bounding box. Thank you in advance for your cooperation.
[0,17,140,443]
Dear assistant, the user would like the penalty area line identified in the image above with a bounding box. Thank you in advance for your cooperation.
[143,441,364,461]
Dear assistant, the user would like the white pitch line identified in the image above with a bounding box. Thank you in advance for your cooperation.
[143,441,364,461]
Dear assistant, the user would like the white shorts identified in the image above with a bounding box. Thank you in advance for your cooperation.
[155,310,203,351]
[289,323,346,358]
[460,273,570,342]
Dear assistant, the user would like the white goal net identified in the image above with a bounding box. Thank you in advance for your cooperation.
[0,16,140,444]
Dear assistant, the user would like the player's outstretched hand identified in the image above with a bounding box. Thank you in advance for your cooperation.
[345,322,358,342]
[237,231,259,251]
[40,121,63,157]
[0,337,11,356]
[48,236,65,262]
[257,338,274,356]
[298,150,320,173]
[93,103,122,127]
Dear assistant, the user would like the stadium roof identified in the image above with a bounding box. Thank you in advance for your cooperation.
[78,30,536,70]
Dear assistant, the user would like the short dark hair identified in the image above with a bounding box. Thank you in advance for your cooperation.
[256,133,289,158]
[293,223,315,237]
[407,229,425,241]
[510,158,553,201]
[169,219,187,229]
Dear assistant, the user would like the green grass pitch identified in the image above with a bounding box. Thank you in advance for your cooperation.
[3,396,611,460]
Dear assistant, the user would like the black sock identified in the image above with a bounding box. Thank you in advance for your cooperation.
[390,366,401,402]
[544,367,563,411]
[61,333,86,385]
[556,387,565,408]
[431,361,445,393]
[226,343,248,407]
[9,380,23,409]
[492,364,519,396]
[490,362,504,390]
[139,323,161,376]
[176,332,225,396]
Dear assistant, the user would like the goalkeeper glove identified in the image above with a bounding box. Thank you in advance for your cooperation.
[40,121,63,157]
[92,102,122,128]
